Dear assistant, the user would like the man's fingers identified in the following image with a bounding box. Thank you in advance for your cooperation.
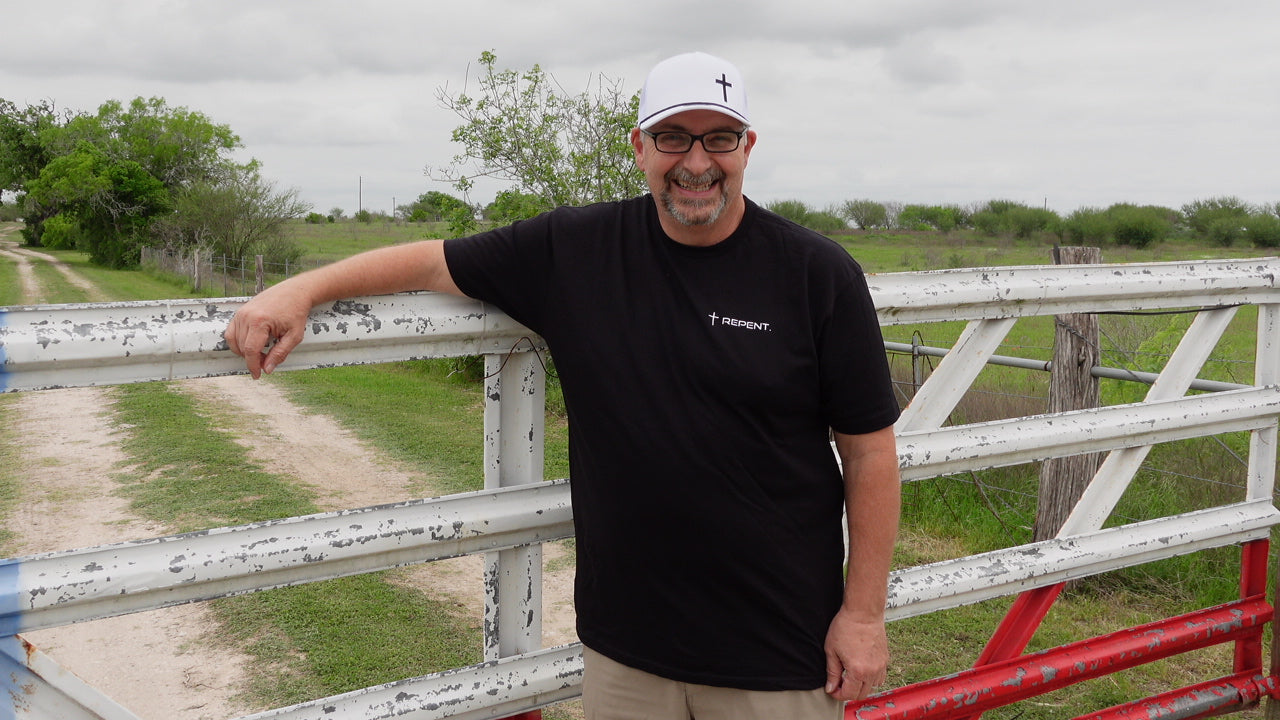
[261,327,304,375]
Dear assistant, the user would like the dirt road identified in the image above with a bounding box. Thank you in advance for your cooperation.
[1,247,578,718]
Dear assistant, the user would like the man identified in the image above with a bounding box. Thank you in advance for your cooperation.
[224,52,901,720]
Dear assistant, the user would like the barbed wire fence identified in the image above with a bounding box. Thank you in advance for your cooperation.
[140,247,326,297]
[884,317,1258,560]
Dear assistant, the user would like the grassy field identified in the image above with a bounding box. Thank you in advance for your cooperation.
[287,219,448,263]
[2,220,1275,718]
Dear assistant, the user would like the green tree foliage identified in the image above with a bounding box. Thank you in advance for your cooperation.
[1243,213,1280,248]
[39,213,86,249]
[840,199,889,230]
[25,141,172,266]
[764,199,848,234]
[1106,204,1172,248]
[0,99,68,195]
[765,199,810,224]
[1063,207,1112,244]
[402,191,473,222]
[898,204,968,233]
[970,200,1059,238]
[431,51,645,209]
[1062,204,1175,247]
[1,95,304,267]
[151,164,309,263]
[484,189,551,224]
[1182,197,1251,245]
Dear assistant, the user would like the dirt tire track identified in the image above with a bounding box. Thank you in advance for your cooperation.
[11,387,254,720]
[0,230,108,304]
[0,232,43,303]
[178,376,580,651]
[1,238,579,716]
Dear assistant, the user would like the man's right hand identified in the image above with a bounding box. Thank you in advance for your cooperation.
[223,280,317,379]
[222,239,462,379]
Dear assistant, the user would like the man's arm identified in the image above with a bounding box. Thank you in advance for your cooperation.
[824,424,900,702]
[223,239,462,378]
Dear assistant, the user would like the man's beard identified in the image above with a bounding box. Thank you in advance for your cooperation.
[660,167,728,226]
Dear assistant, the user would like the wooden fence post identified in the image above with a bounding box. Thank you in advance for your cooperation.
[1034,246,1103,542]
[254,255,265,295]
[192,248,201,292]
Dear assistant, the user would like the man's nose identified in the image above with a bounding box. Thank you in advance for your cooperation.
[680,141,715,174]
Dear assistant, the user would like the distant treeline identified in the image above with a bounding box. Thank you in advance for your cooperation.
[763,196,1280,248]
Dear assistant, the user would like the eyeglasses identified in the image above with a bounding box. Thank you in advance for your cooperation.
[641,129,747,154]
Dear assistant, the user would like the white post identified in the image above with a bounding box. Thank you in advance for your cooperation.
[482,350,547,661]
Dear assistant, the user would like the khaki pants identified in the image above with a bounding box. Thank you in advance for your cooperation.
[582,646,844,720]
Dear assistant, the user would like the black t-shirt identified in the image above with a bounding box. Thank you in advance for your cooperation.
[444,196,900,690]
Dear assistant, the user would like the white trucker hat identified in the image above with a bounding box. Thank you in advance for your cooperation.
[638,52,749,130]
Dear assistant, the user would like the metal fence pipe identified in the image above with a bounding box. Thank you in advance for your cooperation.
[870,258,1280,325]
[883,341,1249,393]
[896,386,1280,482]
[0,635,139,720]
[0,293,539,393]
[851,596,1272,720]
[236,644,583,720]
[1,480,573,634]
[1075,672,1279,720]
[884,500,1279,621]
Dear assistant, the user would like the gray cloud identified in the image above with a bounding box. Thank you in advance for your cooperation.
[2,0,1277,216]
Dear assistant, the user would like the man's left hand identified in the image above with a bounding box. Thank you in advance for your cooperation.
[823,608,889,702]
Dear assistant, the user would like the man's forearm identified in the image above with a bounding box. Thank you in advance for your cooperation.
[837,426,901,618]
[287,239,461,305]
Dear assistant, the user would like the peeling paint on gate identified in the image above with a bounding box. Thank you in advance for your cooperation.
[4,260,1280,719]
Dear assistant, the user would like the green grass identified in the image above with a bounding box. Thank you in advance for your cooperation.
[112,382,317,530]
[44,248,210,301]
[287,220,446,264]
[270,359,571,496]
[214,573,481,706]
[108,380,482,710]
[0,260,20,305]
[838,229,1275,275]
[30,262,91,303]
[0,396,22,553]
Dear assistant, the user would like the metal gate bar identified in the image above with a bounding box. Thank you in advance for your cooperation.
[849,596,1272,720]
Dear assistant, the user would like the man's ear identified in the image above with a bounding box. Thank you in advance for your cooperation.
[630,128,646,169]
[742,129,758,163]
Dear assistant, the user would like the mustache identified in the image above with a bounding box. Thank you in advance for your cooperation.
[667,167,725,186]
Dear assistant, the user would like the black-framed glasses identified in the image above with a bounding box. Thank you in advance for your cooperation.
[641,129,747,154]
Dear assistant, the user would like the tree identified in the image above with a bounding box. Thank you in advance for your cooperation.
[150,164,309,263]
[0,99,73,194]
[403,190,473,222]
[840,199,888,230]
[764,199,848,234]
[1182,197,1251,241]
[1,96,245,262]
[25,141,172,266]
[1243,213,1280,248]
[1063,207,1111,244]
[898,204,967,233]
[430,51,645,209]
[0,99,80,243]
[485,189,551,224]
[1106,204,1172,248]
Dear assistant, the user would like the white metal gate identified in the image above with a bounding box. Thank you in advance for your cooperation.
[1,257,1276,719]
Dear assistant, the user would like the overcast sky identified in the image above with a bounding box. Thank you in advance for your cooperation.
[3,0,1276,217]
